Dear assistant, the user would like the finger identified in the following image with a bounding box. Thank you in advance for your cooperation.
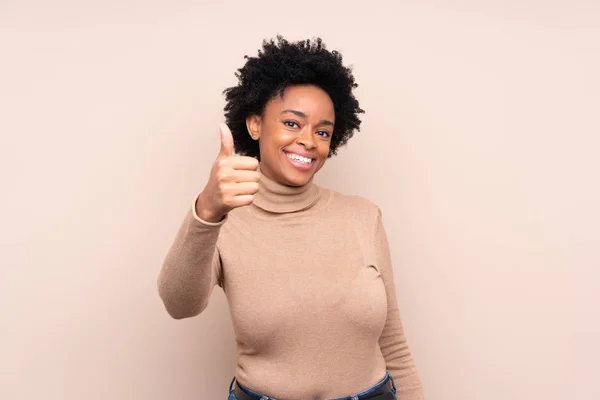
[230,170,260,183]
[219,123,234,157]
[229,155,259,170]
[228,194,254,208]
[233,181,259,196]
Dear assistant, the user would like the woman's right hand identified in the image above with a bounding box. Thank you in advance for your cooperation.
[196,123,260,223]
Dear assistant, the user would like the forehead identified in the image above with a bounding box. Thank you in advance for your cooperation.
[267,85,335,120]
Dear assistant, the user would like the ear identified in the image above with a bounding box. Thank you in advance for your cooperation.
[245,114,261,140]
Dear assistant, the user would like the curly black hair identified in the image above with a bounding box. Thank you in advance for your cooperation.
[222,35,364,160]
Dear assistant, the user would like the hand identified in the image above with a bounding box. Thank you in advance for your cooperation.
[196,123,260,222]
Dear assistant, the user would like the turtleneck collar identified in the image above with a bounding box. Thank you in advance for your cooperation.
[252,166,321,213]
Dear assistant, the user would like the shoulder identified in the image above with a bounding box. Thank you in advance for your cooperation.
[322,187,382,222]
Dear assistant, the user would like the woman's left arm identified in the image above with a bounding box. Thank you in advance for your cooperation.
[373,207,425,399]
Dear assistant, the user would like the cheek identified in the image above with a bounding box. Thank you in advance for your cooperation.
[267,130,296,151]
[317,147,330,166]
[319,142,331,157]
[259,136,284,156]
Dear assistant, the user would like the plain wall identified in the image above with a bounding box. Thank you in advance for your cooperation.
[1,1,598,399]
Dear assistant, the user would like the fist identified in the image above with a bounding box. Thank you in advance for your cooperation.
[196,124,260,222]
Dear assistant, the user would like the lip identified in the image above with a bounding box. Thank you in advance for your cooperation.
[283,150,317,160]
[283,150,315,170]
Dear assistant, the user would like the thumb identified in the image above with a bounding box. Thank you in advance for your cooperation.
[219,123,234,157]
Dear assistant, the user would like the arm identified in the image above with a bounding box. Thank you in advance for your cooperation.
[374,208,425,399]
[157,194,226,319]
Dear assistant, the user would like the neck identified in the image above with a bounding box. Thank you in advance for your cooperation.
[252,167,321,213]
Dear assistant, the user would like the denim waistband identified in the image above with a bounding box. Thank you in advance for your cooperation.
[228,371,397,400]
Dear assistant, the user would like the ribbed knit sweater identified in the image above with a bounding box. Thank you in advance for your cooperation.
[158,170,424,399]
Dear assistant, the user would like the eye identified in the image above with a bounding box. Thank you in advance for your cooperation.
[283,120,299,128]
[317,130,331,138]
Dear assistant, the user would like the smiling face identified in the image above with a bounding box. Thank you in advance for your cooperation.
[246,84,335,187]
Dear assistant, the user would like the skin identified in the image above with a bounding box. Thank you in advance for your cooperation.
[246,84,335,187]
[196,84,335,223]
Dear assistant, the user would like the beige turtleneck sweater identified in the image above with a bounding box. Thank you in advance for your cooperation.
[157,170,424,400]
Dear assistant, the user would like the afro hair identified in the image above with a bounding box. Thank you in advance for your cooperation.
[222,35,364,160]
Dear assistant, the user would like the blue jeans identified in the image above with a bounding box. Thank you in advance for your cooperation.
[227,370,397,400]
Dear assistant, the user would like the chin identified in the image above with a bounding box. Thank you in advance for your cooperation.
[280,166,316,187]
[282,172,311,187]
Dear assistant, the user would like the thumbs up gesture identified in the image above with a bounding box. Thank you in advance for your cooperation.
[195,124,260,223]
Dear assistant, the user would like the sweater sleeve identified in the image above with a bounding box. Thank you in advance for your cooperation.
[157,193,226,319]
[373,208,425,399]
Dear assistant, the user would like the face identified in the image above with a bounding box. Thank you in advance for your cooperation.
[246,84,335,187]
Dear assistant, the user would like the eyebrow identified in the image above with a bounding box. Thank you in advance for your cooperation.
[281,109,334,127]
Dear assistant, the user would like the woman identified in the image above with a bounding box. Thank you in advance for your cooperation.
[157,36,424,400]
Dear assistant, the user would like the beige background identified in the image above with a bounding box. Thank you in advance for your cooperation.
[1,1,598,399]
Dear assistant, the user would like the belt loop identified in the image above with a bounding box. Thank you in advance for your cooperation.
[228,376,237,392]
[388,372,397,394]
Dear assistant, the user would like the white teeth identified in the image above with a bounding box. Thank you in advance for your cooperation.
[286,152,312,164]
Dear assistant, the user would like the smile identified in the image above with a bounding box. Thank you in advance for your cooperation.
[285,152,314,164]
[284,151,315,170]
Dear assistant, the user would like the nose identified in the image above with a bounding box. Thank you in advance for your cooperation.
[296,127,316,149]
